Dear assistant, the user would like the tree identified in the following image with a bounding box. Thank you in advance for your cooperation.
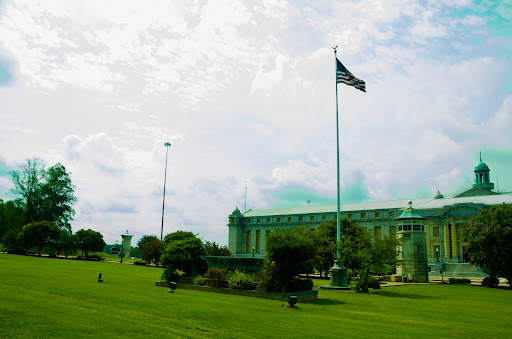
[9,159,76,231]
[20,221,60,256]
[463,204,512,285]
[53,230,77,257]
[10,158,46,222]
[38,163,77,231]
[0,198,27,244]
[261,226,316,293]
[312,220,337,277]
[161,231,204,275]
[76,229,105,257]
[204,241,231,256]
[337,219,399,292]
[137,235,164,265]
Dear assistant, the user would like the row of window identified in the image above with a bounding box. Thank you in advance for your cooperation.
[240,210,397,225]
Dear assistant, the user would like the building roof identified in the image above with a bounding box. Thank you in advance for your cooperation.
[413,194,512,210]
[242,198,432,217]
[239,193,512,218]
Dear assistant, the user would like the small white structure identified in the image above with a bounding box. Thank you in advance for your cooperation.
[121,230,133,258]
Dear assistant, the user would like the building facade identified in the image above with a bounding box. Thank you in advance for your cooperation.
[227,159,511,275]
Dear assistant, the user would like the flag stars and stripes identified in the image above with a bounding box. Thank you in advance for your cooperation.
[336,58,366,93]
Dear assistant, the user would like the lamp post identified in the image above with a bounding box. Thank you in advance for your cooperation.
[161,142,171,241]
[252,246,255,258]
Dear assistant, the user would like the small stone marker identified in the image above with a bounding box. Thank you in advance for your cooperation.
[98,273,103,282]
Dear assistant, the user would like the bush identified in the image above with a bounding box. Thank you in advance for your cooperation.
[193,276,208,286]
[133,260,141,266]
[482,276,499,288]
[449,278,471,284]
[355,279,369,293]
[161,267,184,283]
[228,270,255,290]
[367,276,381,289]
[257,257,280,292]
[287,278,313,292]
[203,267,229,288]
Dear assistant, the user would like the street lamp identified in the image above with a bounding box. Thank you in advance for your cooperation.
[252,246,255,258]
[161,142,172,241]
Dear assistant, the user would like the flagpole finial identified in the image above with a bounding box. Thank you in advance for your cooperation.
[332,45,338,55]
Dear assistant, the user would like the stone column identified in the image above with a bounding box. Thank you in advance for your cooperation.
[451,224,459,262]
[444,224,451,258]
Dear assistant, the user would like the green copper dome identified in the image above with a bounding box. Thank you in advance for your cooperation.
[475,162,489,171]
[231,207,241,215]
[395,201,426,220]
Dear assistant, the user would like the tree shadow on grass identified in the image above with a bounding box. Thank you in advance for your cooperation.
[300,298,345,306]
[371,290,440,300]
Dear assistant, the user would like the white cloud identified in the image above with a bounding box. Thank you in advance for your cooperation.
[0,0,510,245]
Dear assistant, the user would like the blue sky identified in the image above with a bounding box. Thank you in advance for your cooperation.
[0,0,511,245]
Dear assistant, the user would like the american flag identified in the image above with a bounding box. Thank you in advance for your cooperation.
[336,58,365,92]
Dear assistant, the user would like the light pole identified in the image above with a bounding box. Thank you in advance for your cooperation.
[161,142,171,241]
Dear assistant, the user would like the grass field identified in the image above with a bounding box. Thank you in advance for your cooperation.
[1,254,511,338]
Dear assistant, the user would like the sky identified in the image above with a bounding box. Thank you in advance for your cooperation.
[0,0,511,246]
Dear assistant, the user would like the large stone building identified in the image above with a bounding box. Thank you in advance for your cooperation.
[227,158,511,276]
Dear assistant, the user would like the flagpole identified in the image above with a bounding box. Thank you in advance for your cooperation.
[325,46,349,289]
[334,47,341,259]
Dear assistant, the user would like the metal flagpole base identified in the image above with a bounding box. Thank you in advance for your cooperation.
[321,260,350,290]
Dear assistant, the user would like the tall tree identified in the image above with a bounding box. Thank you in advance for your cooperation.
[76,229,105,257]
[21,221,60,256]
[9,159,76,231]
[161,231,204,275]
[137,234,164,265]
[313,220,337,277]
[463,204,512,285]
[39,163,77,231]
[262,226,316,293]
[10,158,46,222]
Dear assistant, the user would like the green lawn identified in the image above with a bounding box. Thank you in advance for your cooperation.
[1,254,511,338]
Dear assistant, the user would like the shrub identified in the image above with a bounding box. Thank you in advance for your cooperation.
[287,278,313,292]
[161,267,184,283]
[257,257,280,292]
[133,260,141,266]
[355,279,369,293]
[482,276,499,288]
[449,278,471,284]
[193,276,208,286]
[228,270,255,290]
[203,267,229,288]
[367,276,381,289]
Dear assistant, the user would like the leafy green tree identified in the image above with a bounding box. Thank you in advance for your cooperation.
[53,230,77,257]
[21,221,60,256]
[9,158,46,222]
[161,231,204,275]
[137,235,164,265]
[76,229,105,257]
[9,159,76,231]
[0,198,27,244]
[38,163,77,231]
[337,219,399,292]
[463,204,512,285]
[261,227,316,293]
[313,220,337,277]
[204,241,231,256]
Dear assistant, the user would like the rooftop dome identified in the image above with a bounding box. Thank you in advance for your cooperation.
[475,161,489,172]
[395,201,426,220]
[434,190,444,199]
[231,207,241,215]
